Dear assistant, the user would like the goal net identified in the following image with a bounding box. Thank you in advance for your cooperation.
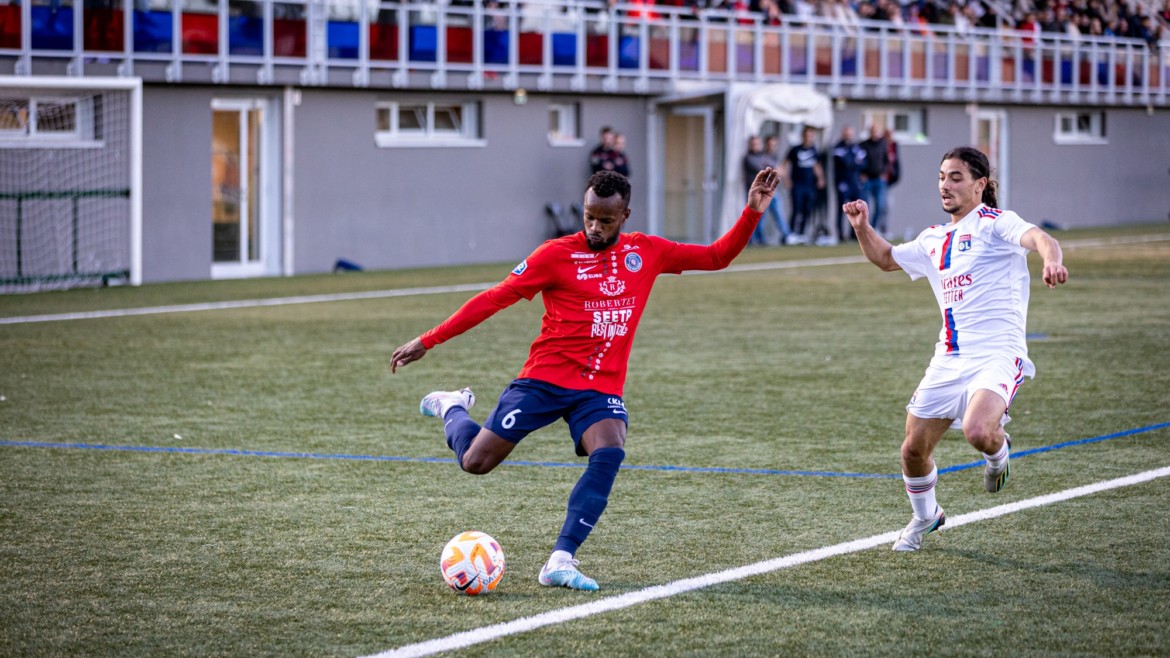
[0,76,141,293]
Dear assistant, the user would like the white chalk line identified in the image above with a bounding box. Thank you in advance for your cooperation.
[2,233,1166,326]
[365,464,1170,658]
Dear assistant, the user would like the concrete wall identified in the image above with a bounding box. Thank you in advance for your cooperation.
[290,89,649,275]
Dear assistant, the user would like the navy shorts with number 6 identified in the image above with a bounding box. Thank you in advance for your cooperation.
[484,378,628,456]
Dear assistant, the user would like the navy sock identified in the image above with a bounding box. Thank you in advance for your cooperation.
[553,447,625,555]
[442,407,481,469]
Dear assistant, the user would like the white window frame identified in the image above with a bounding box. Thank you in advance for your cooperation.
[862,107,929,145]
[375,100,485,148]
[547,101,584,147]
[0,94,100,148]
[1053,111,1107,145]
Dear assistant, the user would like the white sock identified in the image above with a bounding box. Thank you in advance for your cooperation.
[903,466,939,521]
[984,437,1010,470]
[547,550,573,568]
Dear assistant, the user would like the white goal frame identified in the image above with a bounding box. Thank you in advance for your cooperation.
[0,75,142,287]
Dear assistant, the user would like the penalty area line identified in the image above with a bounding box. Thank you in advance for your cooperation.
[366,464,1170,658]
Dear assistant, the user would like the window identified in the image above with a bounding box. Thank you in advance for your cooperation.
[548,101,583,146]
[0,95,97,146]
[1054,111,1106,144]
[375,100,484,147]
[862,108,928,144]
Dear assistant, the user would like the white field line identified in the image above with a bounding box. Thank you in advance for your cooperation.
[2,233,1166,326]
[366,465,1170,658]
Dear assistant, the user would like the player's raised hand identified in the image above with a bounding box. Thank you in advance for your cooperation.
[390,337,427,373]
[747,167,781,212]
[842,199,870,230]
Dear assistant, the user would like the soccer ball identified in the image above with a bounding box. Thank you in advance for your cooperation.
[439,531,506,595]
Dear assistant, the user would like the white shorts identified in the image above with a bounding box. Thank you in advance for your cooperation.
[906,354,1035,430]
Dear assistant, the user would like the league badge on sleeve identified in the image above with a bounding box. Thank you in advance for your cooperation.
[512,260,528,276]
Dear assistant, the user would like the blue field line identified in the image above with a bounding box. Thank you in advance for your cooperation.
[937,421,1170,475]
[1,421,1166,478]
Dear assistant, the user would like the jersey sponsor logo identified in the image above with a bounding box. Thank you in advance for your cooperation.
[624,253,643,272]
[591,309,632,339]
[599,275,626,297]
[512,260,528,276]
[571,252,598,259]
[941,273,972,304]
[957,234,972,252]
[583,296,637,310]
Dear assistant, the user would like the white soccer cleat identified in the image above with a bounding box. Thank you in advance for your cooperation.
[892,506,946,552]
[538,557,599,592]
[419,388,475,419]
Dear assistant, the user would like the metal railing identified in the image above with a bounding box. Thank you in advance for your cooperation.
[1,0,1166,105]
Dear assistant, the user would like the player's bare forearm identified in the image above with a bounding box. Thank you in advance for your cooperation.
[1021,227,1069,288]
[746,167,781,212]
[390,337,427,373]
[842,199,900,272]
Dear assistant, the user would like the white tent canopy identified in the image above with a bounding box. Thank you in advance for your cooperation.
[721,83,833,235]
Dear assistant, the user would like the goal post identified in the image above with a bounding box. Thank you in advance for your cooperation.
[0,75,142,292]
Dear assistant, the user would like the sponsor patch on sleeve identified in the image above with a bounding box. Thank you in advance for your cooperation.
[512,260,528,276]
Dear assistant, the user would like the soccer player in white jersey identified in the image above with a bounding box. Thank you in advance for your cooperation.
[842,146,1069,551]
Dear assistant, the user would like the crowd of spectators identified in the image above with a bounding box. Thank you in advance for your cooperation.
[596,0,1167,47]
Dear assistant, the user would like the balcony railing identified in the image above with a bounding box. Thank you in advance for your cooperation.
[2,0,1166,105]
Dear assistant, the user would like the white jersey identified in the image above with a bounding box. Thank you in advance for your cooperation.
[891,204,1037,360]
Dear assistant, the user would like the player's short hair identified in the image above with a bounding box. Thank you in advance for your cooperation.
[587,170,632,205]
[942,146,999,208]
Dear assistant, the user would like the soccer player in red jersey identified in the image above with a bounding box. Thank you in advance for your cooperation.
[391,168,780,590]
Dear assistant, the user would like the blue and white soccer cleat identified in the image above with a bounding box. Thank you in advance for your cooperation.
[984,434,1011,493]
[892,506,946,551]
[538,558,599,592]
[419,388,475,419]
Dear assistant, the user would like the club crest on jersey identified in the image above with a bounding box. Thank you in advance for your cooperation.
[624,253,643,273]
[957,234,972,252]
[599,275,626,297]
[512,260,528,276]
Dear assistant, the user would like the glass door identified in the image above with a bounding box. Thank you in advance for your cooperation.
[211,98,276,278]
[973,108,1009,209]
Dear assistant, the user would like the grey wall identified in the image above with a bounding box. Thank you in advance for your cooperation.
[141,86,217,283]
[291,89,649,275]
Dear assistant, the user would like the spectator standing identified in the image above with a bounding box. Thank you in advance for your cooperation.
[859,124,890,236]
[612,132,631,178]
[743,135,792,245]
[832,126,865,242]
[785,126,825,243]
[589,126,619,174]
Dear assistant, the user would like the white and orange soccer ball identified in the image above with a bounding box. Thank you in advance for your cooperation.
[439,531,506,595]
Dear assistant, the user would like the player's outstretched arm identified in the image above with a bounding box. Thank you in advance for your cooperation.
[390,337,426,373]
[1020,227,1069,289]
[842,199,900,272]
[746,167,781,212]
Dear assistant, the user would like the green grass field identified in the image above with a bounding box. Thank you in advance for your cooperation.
[2,225,1168,657]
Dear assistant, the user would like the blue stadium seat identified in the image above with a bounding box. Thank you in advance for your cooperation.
[328,21,358,59]
[31,6,73,50]
[410,24,436,62]
[133,10,172,53]
[552,33,575,66]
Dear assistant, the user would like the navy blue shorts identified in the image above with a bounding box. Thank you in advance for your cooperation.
[484,378,628,456]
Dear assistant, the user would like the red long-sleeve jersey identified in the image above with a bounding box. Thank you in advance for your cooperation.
[420,206,763,396]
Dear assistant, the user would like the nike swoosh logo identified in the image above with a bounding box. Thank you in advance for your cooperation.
[577,265,597,274]
[578,519,595,528]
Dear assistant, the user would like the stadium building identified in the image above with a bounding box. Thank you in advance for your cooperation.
[1,0,1167,289]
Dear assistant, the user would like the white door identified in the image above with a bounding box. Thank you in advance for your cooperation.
[661,105,720,243]
[972,108,1009,209]
[211,98,280,279]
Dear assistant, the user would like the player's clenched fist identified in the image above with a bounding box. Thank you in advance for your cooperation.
[842,199,869,229]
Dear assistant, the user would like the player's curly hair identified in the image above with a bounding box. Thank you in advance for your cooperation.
[942,146,998,208]
[587,170,631,205]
